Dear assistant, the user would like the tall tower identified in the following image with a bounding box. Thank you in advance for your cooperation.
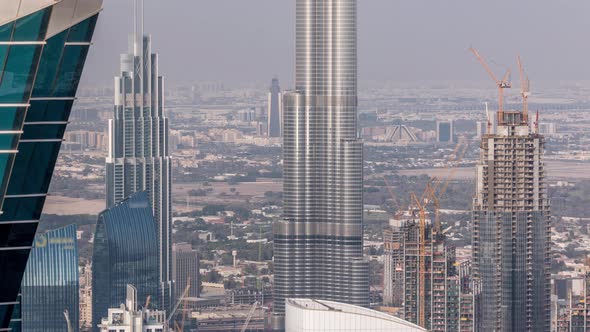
[105,0,172,310]
[273,0,368,328]
[267,77,282,137]
[472,109,551,331]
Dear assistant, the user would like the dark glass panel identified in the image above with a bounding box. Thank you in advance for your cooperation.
[0,196,46,222]
[12,8,50,41]
[0,223,37,248]
[0,45,42,103]
[0,45,9,73]
[5,142,61,196]
[67,14,98,42]
[25,99,73,122]
[0,305,13,331]
[0,107,25,130]
[0,21,14,41]
[52,45,90,97]
[0,153,13,200]
[0,134,19,150]
[0,249,30,302]
[30,30,68,97]
[20,123,66,140]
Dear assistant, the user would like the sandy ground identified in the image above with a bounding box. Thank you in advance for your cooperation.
[43,196,105,215]
[397,160,590,180]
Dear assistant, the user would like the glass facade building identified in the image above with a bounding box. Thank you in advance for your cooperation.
[21,225,79,332]
[92,191,160,332]
[0,1,102,330]
[273,0,369,329]
[267,77,282,137]
[105,1,172,310]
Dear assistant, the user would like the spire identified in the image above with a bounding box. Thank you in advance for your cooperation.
[133,0,144,55]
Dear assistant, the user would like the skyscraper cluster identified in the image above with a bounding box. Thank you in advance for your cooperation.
[273,0,368,328]
[383,210,476,331]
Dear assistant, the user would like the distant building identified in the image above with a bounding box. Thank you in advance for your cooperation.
[539,122,557,136]
[285,299,426,332]
[437,120,454,143]
[21,225,79,331]
[0,1,102,329]
[172,243,200,299]
[473,109,551,331]
[92,192,160,332]
[105,0,172,310]
[267,78,282,137]
[79,264,93,330]
[98,285,168,332]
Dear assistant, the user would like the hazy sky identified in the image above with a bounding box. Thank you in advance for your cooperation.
[81,0,590,88]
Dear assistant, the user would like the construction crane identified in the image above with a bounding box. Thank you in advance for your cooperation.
[63,310,73,332]
[517,55,531,123]
[470,47,511,125]
[240,301,259,332]
[168,279,191,331]
[144,295,151,309]
[382,176,401,211]
[408,137,468,328]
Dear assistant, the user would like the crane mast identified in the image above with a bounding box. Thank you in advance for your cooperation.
[470,47,512,125]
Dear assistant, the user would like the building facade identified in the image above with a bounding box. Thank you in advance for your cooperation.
[267,77,282,137]
[273,0,368,328]
[105,0,172,311]
[472,110,551,331]
[98,285,168,332]
[436,120,454,143]
[0,1,102,330]
[92,191,160,332]
[172,243,200,299]
[382,211,475,331]
[21,225,79,332]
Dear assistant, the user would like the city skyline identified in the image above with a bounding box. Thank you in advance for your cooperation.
[0,1,587,332]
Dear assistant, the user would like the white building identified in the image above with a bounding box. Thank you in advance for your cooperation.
[98,285,168,332]
[285,299,427,332]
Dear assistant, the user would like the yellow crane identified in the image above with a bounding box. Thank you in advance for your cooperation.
[470,47,511,126]
[517,55,530,123]
[409,137,467,328]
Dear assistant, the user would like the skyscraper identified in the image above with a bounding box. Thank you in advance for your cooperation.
[105,0,172,310]
[267,77,282,137]
[0,1,102,329]
[21,225,79,332]
[273,0,368,328]
[472,109,551,331]
[92,191,160,332]
[437,120,455,143]
[172,243,200,299]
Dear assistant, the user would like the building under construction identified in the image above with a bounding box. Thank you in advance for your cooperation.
[470,48,551,332]
[383,211,476,331]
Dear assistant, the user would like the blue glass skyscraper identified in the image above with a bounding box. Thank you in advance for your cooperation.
[21,225,79,332]
[0,1,102,330]
[92,191,160,332]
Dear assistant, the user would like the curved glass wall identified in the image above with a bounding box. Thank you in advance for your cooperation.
[21,225,79,332]
[92,191,160,332]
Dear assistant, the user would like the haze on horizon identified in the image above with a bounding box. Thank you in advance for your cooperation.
[81,0,590,88]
